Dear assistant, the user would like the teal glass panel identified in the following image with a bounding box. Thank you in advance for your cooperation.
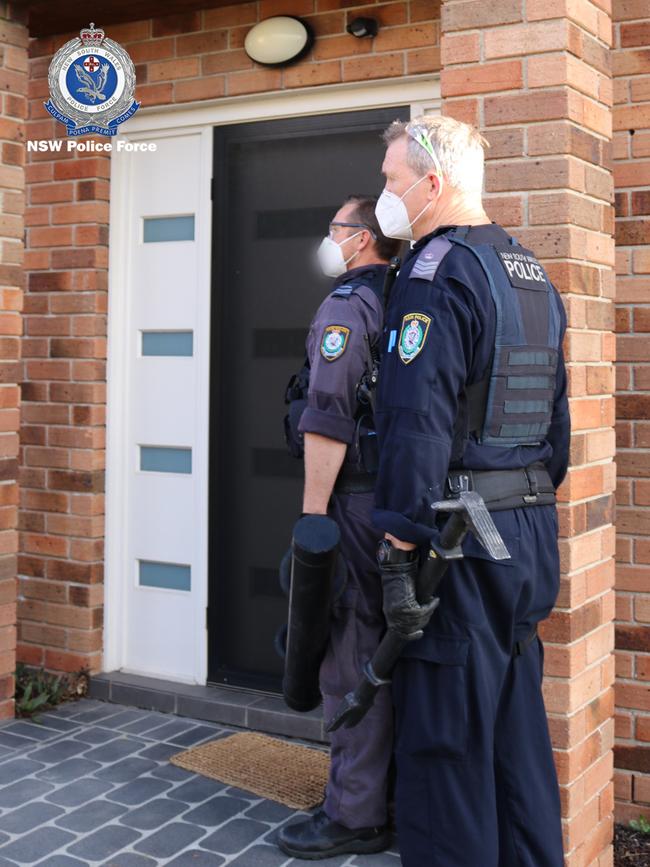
[143,216,195,243]
[140,446,192,474]
[139,560,191,591]
[142,331,193,357]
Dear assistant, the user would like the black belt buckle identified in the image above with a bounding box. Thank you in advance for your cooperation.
[447,472,471,497]
[523,467,539,504]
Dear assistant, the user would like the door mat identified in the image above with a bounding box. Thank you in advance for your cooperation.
[169,732,330,811]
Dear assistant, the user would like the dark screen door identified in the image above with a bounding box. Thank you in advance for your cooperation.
[208,106,408,690]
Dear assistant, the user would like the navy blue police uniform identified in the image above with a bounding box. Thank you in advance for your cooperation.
[373,223,570,867]
[290,263,394,830]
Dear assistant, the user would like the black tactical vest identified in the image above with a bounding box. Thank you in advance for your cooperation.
[413,226,562,448]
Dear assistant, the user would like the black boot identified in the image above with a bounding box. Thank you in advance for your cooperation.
[277,808,390,860]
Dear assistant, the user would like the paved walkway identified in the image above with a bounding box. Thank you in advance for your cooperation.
[0,698,401,866]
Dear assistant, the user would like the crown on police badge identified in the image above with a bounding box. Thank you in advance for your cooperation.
[80,23,105,47]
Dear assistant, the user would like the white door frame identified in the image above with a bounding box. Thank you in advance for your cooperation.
[104,74,441,684]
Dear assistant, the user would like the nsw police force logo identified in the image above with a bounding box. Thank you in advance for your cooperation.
[45,23,140,137]
[398,313,431,364]
[320,325,350,362]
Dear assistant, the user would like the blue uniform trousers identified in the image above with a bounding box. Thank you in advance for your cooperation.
[319,491,393,830]
[392,505,565,867]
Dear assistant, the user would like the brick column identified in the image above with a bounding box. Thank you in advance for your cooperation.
[0,2,27,719]
[612,0,650,826]
[441,1,615,865]
[18,28,109,677]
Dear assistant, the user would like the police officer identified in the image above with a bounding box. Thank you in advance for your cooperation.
[371,116,570,866]
[279,196,401,859]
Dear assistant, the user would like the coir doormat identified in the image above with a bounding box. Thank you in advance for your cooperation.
[169,732,330,811]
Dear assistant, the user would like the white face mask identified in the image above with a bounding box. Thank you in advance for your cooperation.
[316,231,362,278]
[375,174,436,242]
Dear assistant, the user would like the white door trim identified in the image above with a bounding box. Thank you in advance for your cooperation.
[104,74,440,684]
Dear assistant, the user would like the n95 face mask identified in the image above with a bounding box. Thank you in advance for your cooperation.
[375,175,434,242]
[316,231,362,278]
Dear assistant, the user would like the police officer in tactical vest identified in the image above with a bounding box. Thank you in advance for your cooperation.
[279,195,401,859]
[370,117,570,866]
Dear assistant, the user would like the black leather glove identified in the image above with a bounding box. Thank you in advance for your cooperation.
[378,542,438,640]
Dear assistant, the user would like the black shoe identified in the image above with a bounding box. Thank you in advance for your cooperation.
[277,809,390,860]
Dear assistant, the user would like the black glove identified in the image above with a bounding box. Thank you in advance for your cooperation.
[378,542,438,640]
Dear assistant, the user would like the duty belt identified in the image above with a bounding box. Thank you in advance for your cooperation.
[445,463,555,511]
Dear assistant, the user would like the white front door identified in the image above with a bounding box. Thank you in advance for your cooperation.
[105,129,212,683]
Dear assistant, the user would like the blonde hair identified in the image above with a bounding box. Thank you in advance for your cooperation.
[383,116,490,196]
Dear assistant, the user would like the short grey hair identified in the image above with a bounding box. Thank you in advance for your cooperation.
[383,115,489,196]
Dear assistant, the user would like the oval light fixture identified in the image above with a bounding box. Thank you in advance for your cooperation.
[244,16,314,67]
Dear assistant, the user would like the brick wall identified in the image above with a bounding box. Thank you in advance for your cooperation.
[18,1,442,677]
[0,2,27,719]
[612,0,650,827]
[441,0,616,864]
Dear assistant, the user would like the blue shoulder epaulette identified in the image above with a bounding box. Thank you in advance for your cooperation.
[410,236,453,281]
[332,283,354,298]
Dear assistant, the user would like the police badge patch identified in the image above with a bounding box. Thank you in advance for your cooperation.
[45,23,140,137]
[398,313,431,364]
[320,325,350,362]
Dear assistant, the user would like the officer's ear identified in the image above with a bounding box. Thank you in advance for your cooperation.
[358,228,372,251]
[428,171,444,201]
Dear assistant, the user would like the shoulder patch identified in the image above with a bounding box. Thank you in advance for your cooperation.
[398,313,431,364]
[320,325,350,362]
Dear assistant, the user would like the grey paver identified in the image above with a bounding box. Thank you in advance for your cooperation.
[137,741,182,762]
[29,715,81,733]
[166,776,226,803]
[82,737,147,763]
[90,710,151,730]
[225,786,259,801]
[138,720,198,742]
[0,730,40,750]
[168,725,221,747]
[149,763,193,782]
[0,757,45,784]
[26,739,90,764]
[182,795,249,828]
[66,825,142,861]
[45,777,114,807]
[0,721,66,742]
[0,826,76,863]
[0,778,54,807]
[118,712,173,735]
[69,706,126,725]
[119,797,188,830]
[0,801,64,834]
[166,851,225,866]
[133,822,207,858]
[228,845,289,866]
[245,801,296,823]
[55,798,128,832]
[94,756,158,782]
[73,726,121,745]
[100,855,157,867]
[0,698,399,867]
[200,819,271,855]
[105,776,172,805]
[34,856,88,866]
[36,757,102,783]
